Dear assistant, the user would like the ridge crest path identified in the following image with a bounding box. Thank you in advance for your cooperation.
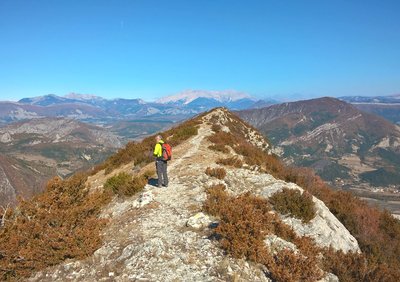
[29,110,358,281]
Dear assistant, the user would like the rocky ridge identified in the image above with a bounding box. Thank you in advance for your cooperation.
[30,108,359,281]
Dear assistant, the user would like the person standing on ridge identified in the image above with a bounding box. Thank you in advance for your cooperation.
[153,135,169,188]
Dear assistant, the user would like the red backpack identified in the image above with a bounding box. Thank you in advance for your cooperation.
[162,143,172,161]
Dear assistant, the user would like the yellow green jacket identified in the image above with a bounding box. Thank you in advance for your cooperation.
[153,140,164,158]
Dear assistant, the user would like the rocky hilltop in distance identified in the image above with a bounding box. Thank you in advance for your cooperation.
[2,108,400,281]
[0,118,121,206]
[238,97,400,189]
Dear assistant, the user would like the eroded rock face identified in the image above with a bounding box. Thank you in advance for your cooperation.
[260,182,360,253]
[224,168,360,253]
[29,109,358,281]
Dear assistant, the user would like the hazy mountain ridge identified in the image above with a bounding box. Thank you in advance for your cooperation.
[0,91,268,125]
[340,94,400,104]
[238,97,400,190]
[340,94,400,124]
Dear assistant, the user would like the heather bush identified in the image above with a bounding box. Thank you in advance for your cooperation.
[0,174,111,280]
[269,249,322,282]
[269,188,316,223]
[321,248,369,282]
[205,167,227,180]
[104,171,149,197]
[216,157,243,168]
[104,172,132,194]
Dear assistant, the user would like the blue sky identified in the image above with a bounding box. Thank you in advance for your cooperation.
[0,0,399,101]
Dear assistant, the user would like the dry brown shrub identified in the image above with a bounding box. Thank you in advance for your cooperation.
[269,188,316,223]
[233,142,267,166]
[203,186,322,281]
[204,186,273,261]
[208,144,230,154]
[321,248,369,282]
[211,124,222,132]
[216,157,243,168]
[0,174,112,280]
[269,249,322,282]
[208,131,238,147]
[205,167,227,180]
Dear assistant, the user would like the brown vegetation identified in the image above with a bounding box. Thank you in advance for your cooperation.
[205,167,227,180]
[269,188,316,223]
[208,144,229,154]
[203,184,322,282]
[216,157,243,168]
[0,174,112,280]
[104,171,151,197]
[211,124,221,132]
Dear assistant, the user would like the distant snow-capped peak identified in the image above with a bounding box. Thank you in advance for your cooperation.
[64,93,104,101]
[157,90,254,104]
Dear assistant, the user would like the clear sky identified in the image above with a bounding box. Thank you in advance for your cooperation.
[0,0,399,101]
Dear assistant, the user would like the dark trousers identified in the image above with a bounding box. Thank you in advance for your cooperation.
[156,160,168,187]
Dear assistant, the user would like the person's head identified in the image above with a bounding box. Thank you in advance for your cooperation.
[155,135,163,142]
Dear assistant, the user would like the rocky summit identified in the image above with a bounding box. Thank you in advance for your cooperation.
[27,108,360,281]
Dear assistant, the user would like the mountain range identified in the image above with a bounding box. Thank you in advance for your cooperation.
[340,94,400,124]
[0,91,273,126]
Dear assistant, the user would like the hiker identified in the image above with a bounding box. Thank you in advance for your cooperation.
[154,135,169,187]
